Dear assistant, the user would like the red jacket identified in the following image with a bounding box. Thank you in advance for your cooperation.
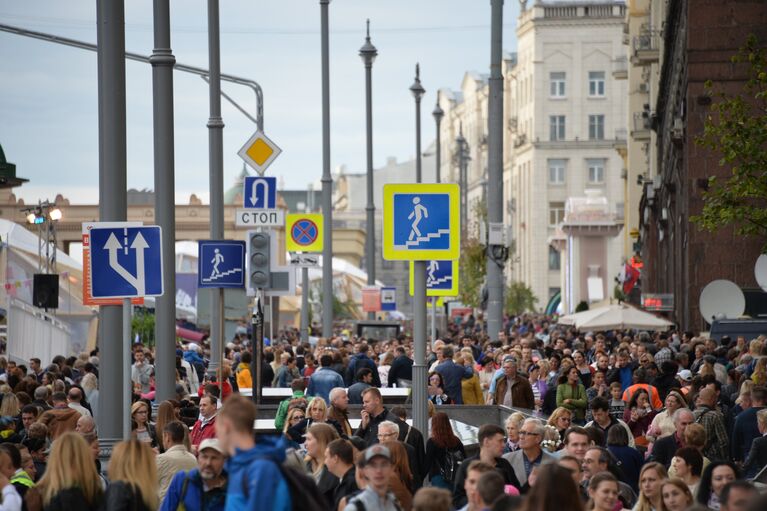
[190,415,217,446]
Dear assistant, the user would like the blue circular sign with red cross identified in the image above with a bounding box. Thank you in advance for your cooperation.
[291,218,319,246]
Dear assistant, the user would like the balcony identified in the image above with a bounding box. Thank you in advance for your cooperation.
[613,128,628,154]
[632,29,660,65]
[631,112,651,141]
[612,56,628,80]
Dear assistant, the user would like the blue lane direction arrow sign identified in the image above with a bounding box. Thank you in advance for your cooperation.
[89,225,163,298]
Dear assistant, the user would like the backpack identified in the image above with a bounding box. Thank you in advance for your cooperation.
[242,460,326,511]
[437,446,465,484]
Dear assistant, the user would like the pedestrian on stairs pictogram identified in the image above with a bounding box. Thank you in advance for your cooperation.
[409,259,459,296]
[198,240,246,289]
[383,183,460,261]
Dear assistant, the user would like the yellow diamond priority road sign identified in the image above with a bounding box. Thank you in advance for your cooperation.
[237,130,282,175]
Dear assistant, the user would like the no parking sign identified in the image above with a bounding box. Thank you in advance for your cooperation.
[286,213,324,253]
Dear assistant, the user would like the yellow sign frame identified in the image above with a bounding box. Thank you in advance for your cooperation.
[382,183,460,261]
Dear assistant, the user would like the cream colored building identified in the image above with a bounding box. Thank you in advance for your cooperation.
[510,0,628,310]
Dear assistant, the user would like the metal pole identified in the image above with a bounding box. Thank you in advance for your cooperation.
[412,64,424,184]
[433,95,444,184]
[360,20,377,320]
[320,0,333,339]
[252,294,263,404]
[486,0,505,339]
[207,0,225,376]
[412,261,427,444]
[431,296,436,342]
[122,298,131,439]
[96,0,127,451]
[301,267,309,342]
[151,0,177,403]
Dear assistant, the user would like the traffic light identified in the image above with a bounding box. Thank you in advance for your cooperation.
[247,231,270,291]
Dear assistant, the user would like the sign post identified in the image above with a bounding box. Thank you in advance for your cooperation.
[383,183,459,441]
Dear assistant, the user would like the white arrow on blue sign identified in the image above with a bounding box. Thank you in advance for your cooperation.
[89,225,163,298]
[198,240,246,288]
[243,176,277,209]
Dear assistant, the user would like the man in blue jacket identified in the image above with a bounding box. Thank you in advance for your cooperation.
[435,345,473,404]
[732,385,766,465]
[345,343,381,387]
[160,438,227,511]
[308,354,344,403]
[217,395,291,511]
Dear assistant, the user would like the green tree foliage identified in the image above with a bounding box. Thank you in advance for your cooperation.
[693,35,767,252]
[505,281,538,315]
[333,294,359,320]
[459,238,486,308]
[131,310,155,346]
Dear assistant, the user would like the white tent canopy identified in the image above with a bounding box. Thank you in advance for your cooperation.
[558,302,673,331]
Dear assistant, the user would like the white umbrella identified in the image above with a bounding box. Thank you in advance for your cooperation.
[558,303,673,331]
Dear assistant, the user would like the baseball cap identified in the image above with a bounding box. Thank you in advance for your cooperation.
[198,438,225,455]
[677,369,692,382]
[362,444,391,466]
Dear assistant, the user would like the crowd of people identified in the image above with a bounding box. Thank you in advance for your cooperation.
[0,315,765,511]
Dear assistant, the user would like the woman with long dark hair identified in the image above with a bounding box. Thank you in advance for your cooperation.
[522,463,585,511]
[556,367,587,424]
[695,461,739,510]
[382,440,414,511]
[587,472,628,511]
[623,388,657,449]
[427,372,454,406]
[425,412,465,489]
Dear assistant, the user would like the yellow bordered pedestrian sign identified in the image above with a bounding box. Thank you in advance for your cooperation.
[382,183,460,261]
[409,260,459,297]
[286,213,323,253]
[237,130,282,175]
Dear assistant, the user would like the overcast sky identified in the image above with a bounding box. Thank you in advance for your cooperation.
[1,1,519,205]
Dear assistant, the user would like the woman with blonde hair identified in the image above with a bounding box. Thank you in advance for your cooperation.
[24,432,103,510]
[504,412,526,453]
[382,440,414,510]
[80,373,99,419]
[0,392,19,417]
[103,438,159,510]
[633,462,667,511]
[752,358,767,386]
[303,422,339,505]
[130,400,157,448]
[288,396,328,443]
[548,406,574,442]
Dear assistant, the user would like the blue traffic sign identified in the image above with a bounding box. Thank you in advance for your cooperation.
[381,287,396,311]
[198,240,246,288]
[383,183,460,261]
[243,176,277,209]
[89,225,163,298]
[409,260,459,296]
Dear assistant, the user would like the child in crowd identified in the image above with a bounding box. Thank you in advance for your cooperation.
[609,381,626,421]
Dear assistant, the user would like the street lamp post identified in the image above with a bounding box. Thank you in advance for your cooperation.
[409,63,428,444]
[432,95,444,184]
[456,126,470,235]
[360,20,378,321]
[319,0,333,338]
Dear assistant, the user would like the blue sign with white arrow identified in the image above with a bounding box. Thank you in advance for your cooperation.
[198,240,246,288]
[89,225,163,298]
[243,176,277,209]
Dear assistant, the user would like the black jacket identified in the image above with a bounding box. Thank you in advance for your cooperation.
[101,481,151,511]
[452,454,520,509]
[744,435,767,478]
[387,355,413,387]
[332,467,359,511]
[649,433,682,468]
[40,487,103,511]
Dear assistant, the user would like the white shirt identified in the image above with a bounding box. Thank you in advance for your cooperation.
[0,485,21,511]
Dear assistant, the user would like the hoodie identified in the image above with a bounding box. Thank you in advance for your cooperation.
[224,435,291,511]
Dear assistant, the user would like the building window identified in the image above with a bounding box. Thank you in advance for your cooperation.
[550,116,566,141]
[588,115,605,140]
[548,159,566,184]
[549,245,561,270]
[549,201,565,226]
[550,72,566,98]
[587,158,606,184]
[589,71,606,97]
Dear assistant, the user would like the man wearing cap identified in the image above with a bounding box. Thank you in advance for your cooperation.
[160,437,227,511]
[157,421,198,501]
[490,358,535,410]
[343,445,400,511]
